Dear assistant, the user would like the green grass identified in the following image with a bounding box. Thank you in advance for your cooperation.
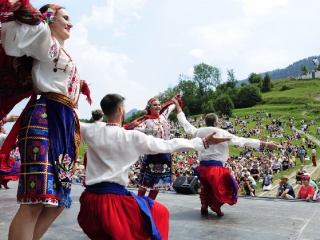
[78,143,87,159]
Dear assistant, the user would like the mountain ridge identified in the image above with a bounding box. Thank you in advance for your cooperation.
[240,55,319,82]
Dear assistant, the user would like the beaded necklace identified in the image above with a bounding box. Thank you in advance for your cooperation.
[106,123,120,127]
[53,47,72,73]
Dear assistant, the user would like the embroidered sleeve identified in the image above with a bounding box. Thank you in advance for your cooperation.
[161,103,175,120]
[0,0,42,25]
[13,2,42,25]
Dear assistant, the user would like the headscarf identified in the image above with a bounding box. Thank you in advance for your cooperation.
[145,97,158,114]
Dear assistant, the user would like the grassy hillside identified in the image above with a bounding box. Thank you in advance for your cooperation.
[79,78,320,157]
[228,78,320,167]
[236,78,320,130]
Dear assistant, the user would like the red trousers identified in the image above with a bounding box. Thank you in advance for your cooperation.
[312,155,317,166]
[197,165,238,209]
[78,191,169,240]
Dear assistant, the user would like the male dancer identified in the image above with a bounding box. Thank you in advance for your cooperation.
[173,98,278,216]
[78,93,231,239]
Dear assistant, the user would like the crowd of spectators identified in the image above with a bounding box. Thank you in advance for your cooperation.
[101,112,318,199]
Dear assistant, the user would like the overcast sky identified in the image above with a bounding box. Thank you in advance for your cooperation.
[5,0,320,130]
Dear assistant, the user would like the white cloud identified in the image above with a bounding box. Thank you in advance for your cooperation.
[66,22,156,119]
[189,48,204,58]
[80,4,115,30]
[237,0,290,16]
[80,0,148,32]
[7,0,320,124]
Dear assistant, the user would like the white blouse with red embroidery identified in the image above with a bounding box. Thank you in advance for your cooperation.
[133,104,175,140]
[1,21,81,105]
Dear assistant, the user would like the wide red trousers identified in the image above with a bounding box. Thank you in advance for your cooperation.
[197,165,238,209]
[78,191,169,240]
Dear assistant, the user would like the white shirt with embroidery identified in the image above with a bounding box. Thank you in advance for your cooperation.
[1,21,81,104]
[177,112,261,164]
[80,122,205,186]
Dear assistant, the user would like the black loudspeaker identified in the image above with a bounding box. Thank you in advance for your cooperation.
[173,176,200,194]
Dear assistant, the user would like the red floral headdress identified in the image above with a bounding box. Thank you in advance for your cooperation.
[41,4,61,25]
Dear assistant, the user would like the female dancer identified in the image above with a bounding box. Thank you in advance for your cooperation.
[124,95,182,200]
[0,1,91,239]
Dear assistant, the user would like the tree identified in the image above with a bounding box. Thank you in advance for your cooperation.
[124,110,146,124]
[177,78,198,97]
[201,100,215,115]
[236,85,262,108]
[248,73,263,85]
[261,72,272,92]
[215,69,237,94]
[155,86,180,103]
[226,69,238,89]
[193,62,221,96]
[301,64,309,75]
[177,77,201,115]
[213,94,234,116]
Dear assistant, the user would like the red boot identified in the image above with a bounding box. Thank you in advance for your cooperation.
[148,190,159,200]
[210,205,224,217]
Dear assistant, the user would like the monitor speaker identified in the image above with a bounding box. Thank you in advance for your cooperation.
[172,176,200,194]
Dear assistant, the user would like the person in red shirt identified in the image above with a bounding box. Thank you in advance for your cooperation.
[296,175,315,200]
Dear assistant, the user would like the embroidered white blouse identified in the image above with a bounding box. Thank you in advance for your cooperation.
[133,104,175,140]
[1,21,81,104]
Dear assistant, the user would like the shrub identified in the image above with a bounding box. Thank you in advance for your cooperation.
[280,85,292,91]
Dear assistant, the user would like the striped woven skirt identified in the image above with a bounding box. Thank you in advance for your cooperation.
[17,93,79,208]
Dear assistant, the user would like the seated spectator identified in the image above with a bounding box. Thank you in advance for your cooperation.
[74,169,86,183]
[75,158,85,171]
[262,169,273,191]
[313,182,320,201]
[243,173,256,197]
[250,165,260,181]
[241,168,250,177]
[127,170,138,187]
[303,173,319,192]
[275,176,295,199]
[281,157,290,171]
[272,158,281,174]
[296,165,306,184]
[296,175,315,200]
[289,155,295,168]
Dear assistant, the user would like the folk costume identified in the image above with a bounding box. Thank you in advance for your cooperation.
[78,122,209,240]
[124,98,181,191]
[177,112,264,215]
[0,2,91,208]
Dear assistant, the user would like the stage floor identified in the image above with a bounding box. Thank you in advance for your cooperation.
[1,181,319,240]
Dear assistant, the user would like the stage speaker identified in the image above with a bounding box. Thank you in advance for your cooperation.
[173,176,200,194]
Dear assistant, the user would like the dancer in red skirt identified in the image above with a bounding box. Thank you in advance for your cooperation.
[173,99,278,216]
[0,114,20,189]
[78,93,231,240]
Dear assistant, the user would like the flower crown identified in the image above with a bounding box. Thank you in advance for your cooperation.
[41,4,61,25]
